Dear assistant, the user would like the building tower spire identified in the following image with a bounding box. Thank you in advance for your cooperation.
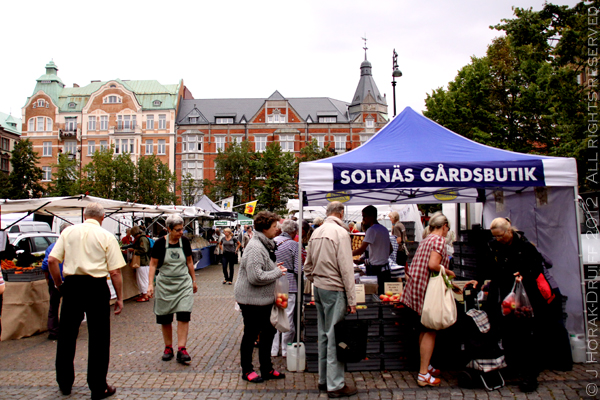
[362,35,368,60]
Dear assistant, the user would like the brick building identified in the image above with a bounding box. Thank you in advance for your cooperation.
[0,112,21,175]
[176,56,389,203]
[21,61,188,184]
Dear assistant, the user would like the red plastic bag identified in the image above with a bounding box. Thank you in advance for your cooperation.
[536,273,555,304]
[514,280,534,318]
[274,275,289,309]
[501,281,516,316]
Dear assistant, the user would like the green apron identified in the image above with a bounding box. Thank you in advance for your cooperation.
[154,235,194,316]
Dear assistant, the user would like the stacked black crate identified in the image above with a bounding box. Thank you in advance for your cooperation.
[399,221,419,268]
[378,301,419,370]
[452,230,493,280]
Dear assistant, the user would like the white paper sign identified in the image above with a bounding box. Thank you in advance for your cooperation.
[355,284,366,304]
[384,282,403,295]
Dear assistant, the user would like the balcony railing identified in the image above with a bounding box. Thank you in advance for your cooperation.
[116,123,136,132]
[59,128,79,140]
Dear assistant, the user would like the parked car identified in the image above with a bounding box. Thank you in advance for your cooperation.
[9,232,60,254]
[6,221,52,242]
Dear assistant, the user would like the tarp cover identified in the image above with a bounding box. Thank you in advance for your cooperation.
[299,107,577,205]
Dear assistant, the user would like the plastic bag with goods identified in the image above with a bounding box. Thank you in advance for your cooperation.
[274,275,289,309]
[514,280,534,318]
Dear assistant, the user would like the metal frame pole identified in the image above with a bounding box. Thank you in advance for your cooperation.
[296,189,304,372]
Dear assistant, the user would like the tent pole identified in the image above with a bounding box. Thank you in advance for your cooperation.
[573,187,589,347]
[297,189,304,372]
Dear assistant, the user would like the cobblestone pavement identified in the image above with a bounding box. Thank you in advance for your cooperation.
[1,264,598,399]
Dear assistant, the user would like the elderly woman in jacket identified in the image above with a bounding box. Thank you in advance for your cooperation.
[130,226,152,302]
[234,211,287,383]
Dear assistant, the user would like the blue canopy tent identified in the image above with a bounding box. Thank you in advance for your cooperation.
[298,106,584,336]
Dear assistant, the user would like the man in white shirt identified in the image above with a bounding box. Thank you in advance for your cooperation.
[353,205,393,295]
[49,203,125,399]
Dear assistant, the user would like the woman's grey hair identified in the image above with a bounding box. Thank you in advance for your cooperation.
[281,220,298,235]
[59,223,71,233]
[423,211,450,238]
[84,203,104,219]
[388,211,399,223]
[325,201,344,217]
[313,217,324,226]
[166,214,184,230]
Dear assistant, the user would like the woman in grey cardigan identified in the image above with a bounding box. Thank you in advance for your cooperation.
[234,211,287,383]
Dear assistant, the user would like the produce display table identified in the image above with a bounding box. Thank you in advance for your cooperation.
[303,294,418,372]
[1,280,49,341]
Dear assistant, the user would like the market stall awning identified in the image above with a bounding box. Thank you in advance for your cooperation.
[299,107,577,205]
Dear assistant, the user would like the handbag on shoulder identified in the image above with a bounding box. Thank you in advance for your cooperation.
[421,266,457,330]
[396,242,408,266]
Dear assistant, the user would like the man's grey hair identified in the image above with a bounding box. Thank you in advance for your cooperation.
[84,203,104,219]
[166,214,184,230]
[281,220,298,235]
[326,201,344,217]
[59,223,71,233]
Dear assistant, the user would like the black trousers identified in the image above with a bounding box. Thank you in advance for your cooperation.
[56,275,111,394]
[239,304,276,375]
[222,252,236,282]
[47,282,62,336]
[367,264,392,295]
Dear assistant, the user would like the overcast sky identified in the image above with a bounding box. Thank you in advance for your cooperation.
[1,0,581,122]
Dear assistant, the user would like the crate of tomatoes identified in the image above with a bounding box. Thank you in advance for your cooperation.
[1,257,45,282]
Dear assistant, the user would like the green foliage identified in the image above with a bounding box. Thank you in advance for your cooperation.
[0,172,11,199]
[9,139,43,199]
[209,140,259,205]
[82,147,115,198]
[179,173,202,206]
[257,142,297,213]
[48,153,80,196]
[423,1,596,189]
[136,154,177,205]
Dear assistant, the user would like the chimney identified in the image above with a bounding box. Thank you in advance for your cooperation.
[73,83,79,88]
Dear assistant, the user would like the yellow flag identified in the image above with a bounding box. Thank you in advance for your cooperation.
[244,201,258,215]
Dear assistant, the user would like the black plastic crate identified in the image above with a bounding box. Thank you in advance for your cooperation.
[381,356,416,371]
[304,325,319,337]
[382,321,413,337]
[304,305,318,320]
[366,340,382,353]
[307,359,319,372]
[305,341,318,355]
[381,305,401,319]
[356,306,380,320]
[2,268,45,282]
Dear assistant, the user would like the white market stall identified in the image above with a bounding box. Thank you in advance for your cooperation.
[297,107,584,340]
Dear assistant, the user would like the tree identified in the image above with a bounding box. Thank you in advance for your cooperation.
[9,139,43,199]
[137,155,177,205]
[48,153,80,196]
[210,140,259,204]
[0,172,11,199]
[257,142,296,213]
[423,2,594,189]
[112,154,136,201]
[179,173,202,206]
[82,147,115,198]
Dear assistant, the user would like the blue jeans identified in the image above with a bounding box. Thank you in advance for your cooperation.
[314,287,347,391]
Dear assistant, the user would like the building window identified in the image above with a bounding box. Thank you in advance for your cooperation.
[37,99,45,108]
[365,119,374,128]
[88,116,96,131]
[103,95,121,104]
[147,115,154,130]
[280,135,294,152]
[145,140,153,155]
[88,141,96,155]
[334,135,347,152]
[216,117,234,124]
[100,116,108,130]
[37,117,44,132]
[182,161,202,180]
[47,118,53,132]
[313,136,325,148]
[68,102,76,109]
[117,115,136,130]
[115,138,134,154]
[319,116,336,123]
[232,136,243,145]
[158,114,166,129]
[43,142,52,157]
[100,140,108,150]
[189,117,197,124]
[2,139,10,151]
[65,117,77,131]
[42,166,52,181]
[64,141,77,155]
[183,135,201,152]
[158,140,166,155]
[214,136,225,152]
[153,100,162,107]
[267,113,286,123]
[255,136,267,152]
[360,134,373,145]
[28,118,34,132]
[1,157,9,172]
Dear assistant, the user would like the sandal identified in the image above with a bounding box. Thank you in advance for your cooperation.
[417,372,441,387]
[242,371,264,383]
[262,369,286,380]
[428,365,441,377]
[227,281,232,285]
[136,296,149,302]
[223,280,227,284]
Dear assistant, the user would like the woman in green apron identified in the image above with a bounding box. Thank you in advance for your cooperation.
[147,215,198,364]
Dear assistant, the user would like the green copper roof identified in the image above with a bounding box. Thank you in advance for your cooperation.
[0,111,22,135]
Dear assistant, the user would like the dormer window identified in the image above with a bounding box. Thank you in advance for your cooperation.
[37,99,45,108]
[68,102,77,109]
[365,118,375,128]
[103,95,122,104]
[110,84,116,88]
[153,100,162,107]
[216,117,234,124]
[267,109,286,123]
[319,116,336,123]
[189,117,198,124]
